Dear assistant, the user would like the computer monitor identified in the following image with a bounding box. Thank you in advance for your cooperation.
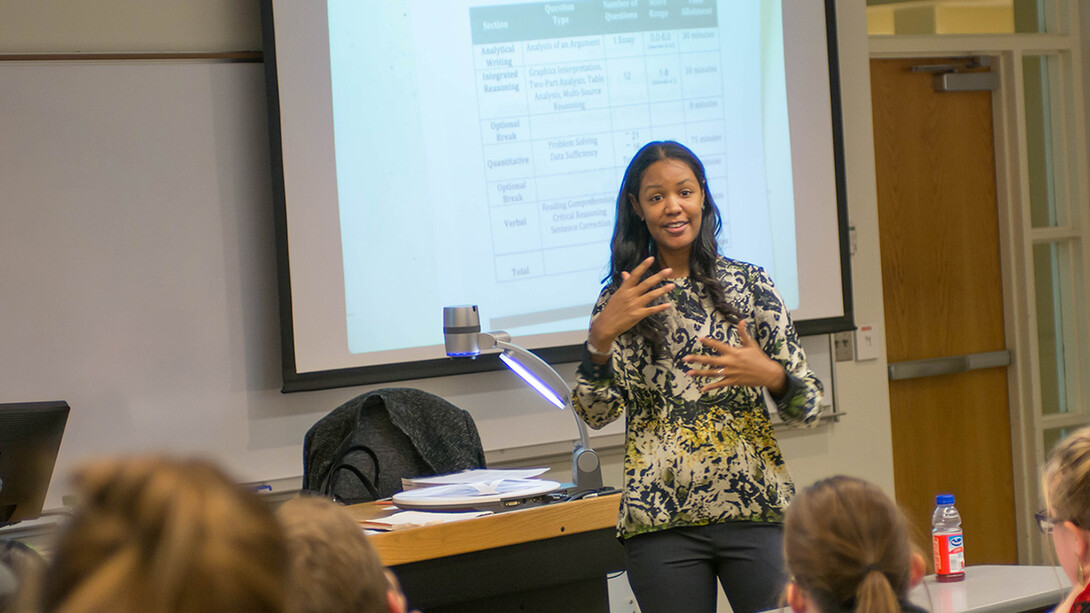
[0,401,69,526]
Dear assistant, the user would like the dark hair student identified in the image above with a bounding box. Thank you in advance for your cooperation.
[572,140,824,613]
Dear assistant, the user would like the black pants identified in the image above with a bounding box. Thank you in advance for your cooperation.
[623,521,787,613]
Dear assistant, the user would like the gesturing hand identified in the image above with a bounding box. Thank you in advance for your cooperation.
[684,319,787,394]
[587,257,675,353]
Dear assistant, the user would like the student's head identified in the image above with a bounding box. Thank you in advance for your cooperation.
[783,476,925,613]
[1041,426,1090,588]
[277,495,406,613]
[40,456,287,613]
[609,140,722,281]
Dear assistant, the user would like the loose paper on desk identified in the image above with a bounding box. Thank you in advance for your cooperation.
[360,509,492,532]
[401,467,548,489]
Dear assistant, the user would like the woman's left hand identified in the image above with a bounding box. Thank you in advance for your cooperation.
[684,319,788,395]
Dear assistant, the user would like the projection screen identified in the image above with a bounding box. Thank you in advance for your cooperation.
[260,0,852,391]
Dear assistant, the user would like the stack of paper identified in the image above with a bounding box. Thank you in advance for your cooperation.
[400,467,549,489]
[391,468,561,512]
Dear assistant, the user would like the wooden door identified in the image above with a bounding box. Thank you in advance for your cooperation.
[871,58,1017,566]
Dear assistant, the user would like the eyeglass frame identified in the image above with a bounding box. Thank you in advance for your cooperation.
[1036,510,1080,534]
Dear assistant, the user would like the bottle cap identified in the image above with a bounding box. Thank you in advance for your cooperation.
[936,494,955,505]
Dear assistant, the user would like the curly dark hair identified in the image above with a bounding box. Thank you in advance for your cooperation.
[607,141,739,356]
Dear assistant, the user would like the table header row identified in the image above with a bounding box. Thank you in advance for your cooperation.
[470,0,717,45]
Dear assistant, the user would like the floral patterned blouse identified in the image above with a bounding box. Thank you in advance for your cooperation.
[572,256,823,539]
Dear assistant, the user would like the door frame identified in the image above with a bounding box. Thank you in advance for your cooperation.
[870,30,1090,564]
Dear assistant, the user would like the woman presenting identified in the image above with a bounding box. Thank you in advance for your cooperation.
[572,141,822,613]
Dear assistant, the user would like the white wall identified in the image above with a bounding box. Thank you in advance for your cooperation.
[777,0,894,492]
[0,0,895,507]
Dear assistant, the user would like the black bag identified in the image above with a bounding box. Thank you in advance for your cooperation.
[319,444,382,504]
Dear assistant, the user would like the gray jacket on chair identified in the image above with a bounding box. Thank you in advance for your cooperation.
[302,387,486,503]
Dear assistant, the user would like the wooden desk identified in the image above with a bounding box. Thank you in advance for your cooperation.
[346,494,624,613]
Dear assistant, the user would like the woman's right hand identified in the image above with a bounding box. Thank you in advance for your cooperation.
[587,257,675,358]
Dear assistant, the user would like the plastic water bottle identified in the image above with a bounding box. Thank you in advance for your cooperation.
[932,494,965,582]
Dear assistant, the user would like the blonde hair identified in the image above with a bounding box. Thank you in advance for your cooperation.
[40,456,287,613]
[784,476,915,613]
[1043,425,1090,529]
[276,495,389,613]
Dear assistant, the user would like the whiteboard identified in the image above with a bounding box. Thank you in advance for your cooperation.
[0,59,835,507]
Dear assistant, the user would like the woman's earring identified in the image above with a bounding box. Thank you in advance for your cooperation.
[1079,561,1085,585]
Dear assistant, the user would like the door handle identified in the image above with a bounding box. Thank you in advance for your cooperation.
[887,350,1011,381]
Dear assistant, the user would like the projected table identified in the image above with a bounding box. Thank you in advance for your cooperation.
[471,1,728,282]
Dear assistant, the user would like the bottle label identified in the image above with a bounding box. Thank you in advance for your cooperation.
[933,531,964,575]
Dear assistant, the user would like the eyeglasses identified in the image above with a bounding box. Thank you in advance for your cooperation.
[1035,510,1078,534]
[1036,511,1060,534]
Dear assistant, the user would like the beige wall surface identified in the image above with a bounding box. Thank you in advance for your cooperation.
[0,0,897,499]
[0,1,262,54]
[782,0,894,494]
[1085,3,1090,182]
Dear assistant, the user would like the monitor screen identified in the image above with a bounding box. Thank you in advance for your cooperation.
[0,401,69,526]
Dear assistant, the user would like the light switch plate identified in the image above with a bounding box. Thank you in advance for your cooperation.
[833,331,854,362]
[855,324,880,361]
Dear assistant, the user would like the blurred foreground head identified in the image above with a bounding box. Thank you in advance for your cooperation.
[277,495,406,613]
[40,456,287,613]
